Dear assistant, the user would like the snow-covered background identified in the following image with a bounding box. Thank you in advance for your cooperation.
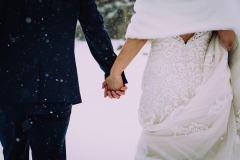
[0,40,151,160]
[76,0,134,40]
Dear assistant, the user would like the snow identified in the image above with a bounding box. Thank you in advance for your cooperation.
[0,40,151,160]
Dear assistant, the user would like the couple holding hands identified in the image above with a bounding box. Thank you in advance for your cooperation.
[1,0,240,159]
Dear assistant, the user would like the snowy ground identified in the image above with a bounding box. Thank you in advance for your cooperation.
[0,40,151,160]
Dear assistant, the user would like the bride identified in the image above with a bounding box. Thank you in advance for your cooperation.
[102,0,240,159]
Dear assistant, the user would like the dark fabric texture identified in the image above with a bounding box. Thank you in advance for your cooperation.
[0,102,72,160]
[0,0,127,104]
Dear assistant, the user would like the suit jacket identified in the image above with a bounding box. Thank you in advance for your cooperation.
[0,0,127,104]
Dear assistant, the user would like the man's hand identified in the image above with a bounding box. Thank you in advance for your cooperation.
[103,85,128,99]
[102,79,128,99]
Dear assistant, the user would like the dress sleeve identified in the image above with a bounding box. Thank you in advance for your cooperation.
[78,0,127,84]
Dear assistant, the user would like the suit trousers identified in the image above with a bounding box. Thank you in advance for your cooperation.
[0,102,72,160]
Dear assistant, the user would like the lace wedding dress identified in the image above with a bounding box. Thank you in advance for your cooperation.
[135,32,240,160]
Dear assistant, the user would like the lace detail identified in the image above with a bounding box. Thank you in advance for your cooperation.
[139,32,212,127]
[171,122,209,136]
[135,145,149,160]
[208,94,233,115]
[236,109,240,131]
[204,53,214,66]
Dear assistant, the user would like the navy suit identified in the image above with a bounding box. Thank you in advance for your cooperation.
[0,0,127,159]
[0,0,127,104]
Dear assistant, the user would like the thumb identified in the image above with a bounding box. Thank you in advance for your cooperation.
[120,85,128,91]
[102,81,107,89]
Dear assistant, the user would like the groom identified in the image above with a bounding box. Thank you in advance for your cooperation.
[0,0,127,159]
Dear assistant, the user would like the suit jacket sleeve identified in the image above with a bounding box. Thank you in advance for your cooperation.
[78,0,127,84]
[0,0,7,41]
[0,0,6,36]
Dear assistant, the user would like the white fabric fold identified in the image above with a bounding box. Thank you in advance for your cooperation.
[135,32,239,160]
[126,0,240,39]
[126,1,240,159]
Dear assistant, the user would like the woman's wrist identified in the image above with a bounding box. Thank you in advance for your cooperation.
[110,68,123,77]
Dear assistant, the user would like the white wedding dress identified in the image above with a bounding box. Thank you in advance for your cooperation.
[135,32,240,160]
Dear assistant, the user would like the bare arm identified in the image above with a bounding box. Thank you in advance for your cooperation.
[110,38,147,76]
[218,30,237,51]
[102,38,147,91]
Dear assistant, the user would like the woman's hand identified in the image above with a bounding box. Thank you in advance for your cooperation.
[103,75,123,91]
[102,38,147,99]
[217,30,236,51]
[102,76,126,99]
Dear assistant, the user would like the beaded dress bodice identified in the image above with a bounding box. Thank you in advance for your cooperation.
[139,32,212,127]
